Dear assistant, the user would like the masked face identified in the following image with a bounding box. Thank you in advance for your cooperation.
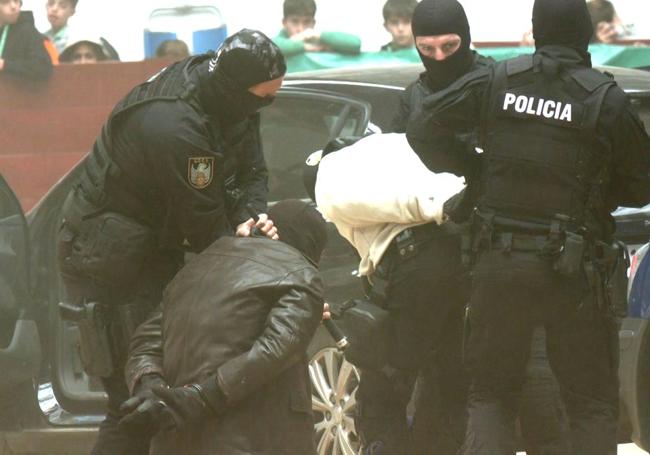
[411,0,473,91]
[415,33,471,91]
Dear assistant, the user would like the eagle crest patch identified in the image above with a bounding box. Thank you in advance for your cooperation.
[188,157,214,189]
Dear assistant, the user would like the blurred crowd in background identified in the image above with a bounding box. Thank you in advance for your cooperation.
[0,0,646,81]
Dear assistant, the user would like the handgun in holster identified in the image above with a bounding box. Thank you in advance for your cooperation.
[58,301,114,377]
[602,241,630,319]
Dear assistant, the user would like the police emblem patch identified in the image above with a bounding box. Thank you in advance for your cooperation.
[188,157,214,189]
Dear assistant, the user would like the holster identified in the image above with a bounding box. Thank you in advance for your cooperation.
[330,299,389,371]
[59,300,155,377]
[59,301,114,377]
[601,241,630,319]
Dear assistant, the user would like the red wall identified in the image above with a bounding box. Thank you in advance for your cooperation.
[0,59,170,211]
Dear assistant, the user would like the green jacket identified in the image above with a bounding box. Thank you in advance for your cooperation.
[273,28,361,57]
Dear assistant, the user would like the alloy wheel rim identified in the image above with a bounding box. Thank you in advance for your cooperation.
[310,347,362,455]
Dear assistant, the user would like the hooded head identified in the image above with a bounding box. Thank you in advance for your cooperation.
[199,29,286,124]
[411,0,473,91]
[532,0,593,52]
[268,200,328,265]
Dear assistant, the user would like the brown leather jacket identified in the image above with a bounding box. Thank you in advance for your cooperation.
[125,236,323,454]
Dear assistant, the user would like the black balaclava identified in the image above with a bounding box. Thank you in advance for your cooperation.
[268,200,328,265]
[533,0,593,52]
[197,29,286,125]
[411,0,473,91]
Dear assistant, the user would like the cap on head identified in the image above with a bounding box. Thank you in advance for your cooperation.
[268,199,328,265]
[411,0,471,45]
[211,29,286,90]
[59,38,109,63]
[532,0,593,50]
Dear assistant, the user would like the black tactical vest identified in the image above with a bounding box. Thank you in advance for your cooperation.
[478,54,615,227]
[76,56,205,220]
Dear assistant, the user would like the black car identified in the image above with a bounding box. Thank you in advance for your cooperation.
[1,63,650,455]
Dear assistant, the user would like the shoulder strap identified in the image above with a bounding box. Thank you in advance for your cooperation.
[571,68,615,93]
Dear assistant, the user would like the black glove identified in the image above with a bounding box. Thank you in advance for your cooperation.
[118,374,167,437]
[151,376,226,433]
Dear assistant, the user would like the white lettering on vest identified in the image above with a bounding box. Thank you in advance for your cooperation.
[526,97,536,115]
[502,92,573,123]
[515,96,527,113]
[503,93,517,110]
[559,104,572,122]
[543,100,555,118]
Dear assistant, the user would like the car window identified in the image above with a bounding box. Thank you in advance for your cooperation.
[260,93,368,201]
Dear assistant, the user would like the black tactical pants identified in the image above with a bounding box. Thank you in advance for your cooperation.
[356,229,469,455]
[58,219,180,455]
[461,249,619,455]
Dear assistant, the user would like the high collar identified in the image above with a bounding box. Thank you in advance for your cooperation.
[418,50,483,91]
[535,45,592,69]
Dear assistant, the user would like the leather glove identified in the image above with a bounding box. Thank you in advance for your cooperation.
[151,375,226,433]
[118,374,167,437]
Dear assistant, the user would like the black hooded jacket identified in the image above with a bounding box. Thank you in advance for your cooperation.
[0,11,52,81]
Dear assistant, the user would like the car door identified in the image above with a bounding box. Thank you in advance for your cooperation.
[0,173,42,415]
[260,87,371,304]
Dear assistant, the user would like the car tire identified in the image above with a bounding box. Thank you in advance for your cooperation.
[308,325,363,455]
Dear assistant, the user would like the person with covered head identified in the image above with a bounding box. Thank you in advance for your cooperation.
[56,29,286,455]
[416,0,650,453]
[303,133,469,455]
[119,199,328,455]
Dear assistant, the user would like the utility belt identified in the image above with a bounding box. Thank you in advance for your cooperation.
[58,300,155,377]
[463,210,629,318]
[368,224,439,306]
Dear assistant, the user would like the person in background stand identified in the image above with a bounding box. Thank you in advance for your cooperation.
[0,0,53,80]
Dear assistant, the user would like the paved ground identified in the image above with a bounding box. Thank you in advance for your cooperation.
[517,445,647,454]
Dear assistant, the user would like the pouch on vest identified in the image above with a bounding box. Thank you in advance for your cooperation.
[64,211,155,290]
[330,299,389,371]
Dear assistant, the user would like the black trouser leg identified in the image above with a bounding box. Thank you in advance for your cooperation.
[546,303,619,455]
[357,234,466,455]
[91,370,150,455]
[411,307,468,455]
[461,250,618,455]
[519,327,571,455]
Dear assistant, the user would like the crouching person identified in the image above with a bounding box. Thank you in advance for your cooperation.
[119,199,328,455]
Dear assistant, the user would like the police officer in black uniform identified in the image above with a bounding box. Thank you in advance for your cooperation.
[418,1,650,453]
[56,29,286,455]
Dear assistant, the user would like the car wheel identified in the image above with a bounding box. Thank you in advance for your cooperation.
[308,327,363,455]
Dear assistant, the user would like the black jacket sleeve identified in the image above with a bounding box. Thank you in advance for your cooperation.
[406,68,489,179]
[125,307,164,394]
[231,114,270,225]
[216,267,323,405]
[603,90,650,209]
[2,14,52,81]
